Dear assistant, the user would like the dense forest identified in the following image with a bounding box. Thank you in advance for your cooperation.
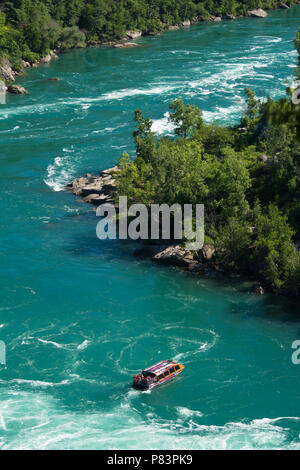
[0,0,298,72]
[115,29,300,296]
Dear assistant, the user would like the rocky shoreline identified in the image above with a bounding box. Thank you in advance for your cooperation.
[1,5,299,93]
[0,50,59,95]
[66,167,270,296]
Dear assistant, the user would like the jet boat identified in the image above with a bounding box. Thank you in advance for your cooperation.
[133,359,184,390]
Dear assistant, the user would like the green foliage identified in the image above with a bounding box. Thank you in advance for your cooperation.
[0,1,297,75]
[216,218,252,270]
[133,110,156,163]
[57,26,86,49]
[253,203,297,288]
[169,99,203,138]
[116,29,300,296]
[0,0,299,296]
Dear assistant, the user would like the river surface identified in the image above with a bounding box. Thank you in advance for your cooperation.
[0,7,300,450]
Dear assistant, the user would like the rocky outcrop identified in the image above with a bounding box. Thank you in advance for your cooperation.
[181,20,191,27]
[40,54,52,64]
[7,84,29,95]
[201,244,216,260]
[222,14,236,20]
[153,245,195,267]
[152,244,210,272]
[126,30,142,39]
[212,17,222,22]
[168,25,180,31]
[247,9,268,18]
[40,50,59,64]
[66,166,118,206]
[22,60,31,69]
[252,283,265,295]
[0,58,15,83]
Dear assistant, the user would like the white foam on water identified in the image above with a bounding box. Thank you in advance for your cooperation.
[37,339,66,349]
[77,340,90,351]
[0,389,299,450]
[177,407,204,419]
[0,85,180,119]
[253,36,282,44]
[11,379,70,388]
[202,104,243,123]
[44,152,77,192]
[151,112,175,135]
[101,85,177,101]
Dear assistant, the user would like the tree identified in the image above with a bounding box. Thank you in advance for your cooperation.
[169,99,203,138]
[133,110,156,163]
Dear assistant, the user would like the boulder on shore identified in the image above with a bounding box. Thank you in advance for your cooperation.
[22,60,31,68]
[40,54,52,64]
[7,84,29,95]
[126,30,142,39]
[247,9,268,18]
[181,20,191,27]
[153,245,195,268]
[202,244,216,260]
[252,283,265,295]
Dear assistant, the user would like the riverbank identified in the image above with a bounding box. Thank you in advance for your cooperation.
[1,3,300,93]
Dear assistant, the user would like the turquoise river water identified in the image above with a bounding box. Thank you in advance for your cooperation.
[0,7,300,450]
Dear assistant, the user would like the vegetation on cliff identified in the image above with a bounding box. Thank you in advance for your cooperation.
[0,1,298,73]
[116,29,300,296]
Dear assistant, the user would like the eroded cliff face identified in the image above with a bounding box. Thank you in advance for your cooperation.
[0,57,15,84]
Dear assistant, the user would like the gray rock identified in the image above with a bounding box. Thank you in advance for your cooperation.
[202,244,215,260]
[126,30,142,39]
[66,167,119,206]
[247,9,268,18]
[40,54,52,64]
[153,245,195,267]
[252,283,265,295]
[7,84,29,95]
[0,58,15,83]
